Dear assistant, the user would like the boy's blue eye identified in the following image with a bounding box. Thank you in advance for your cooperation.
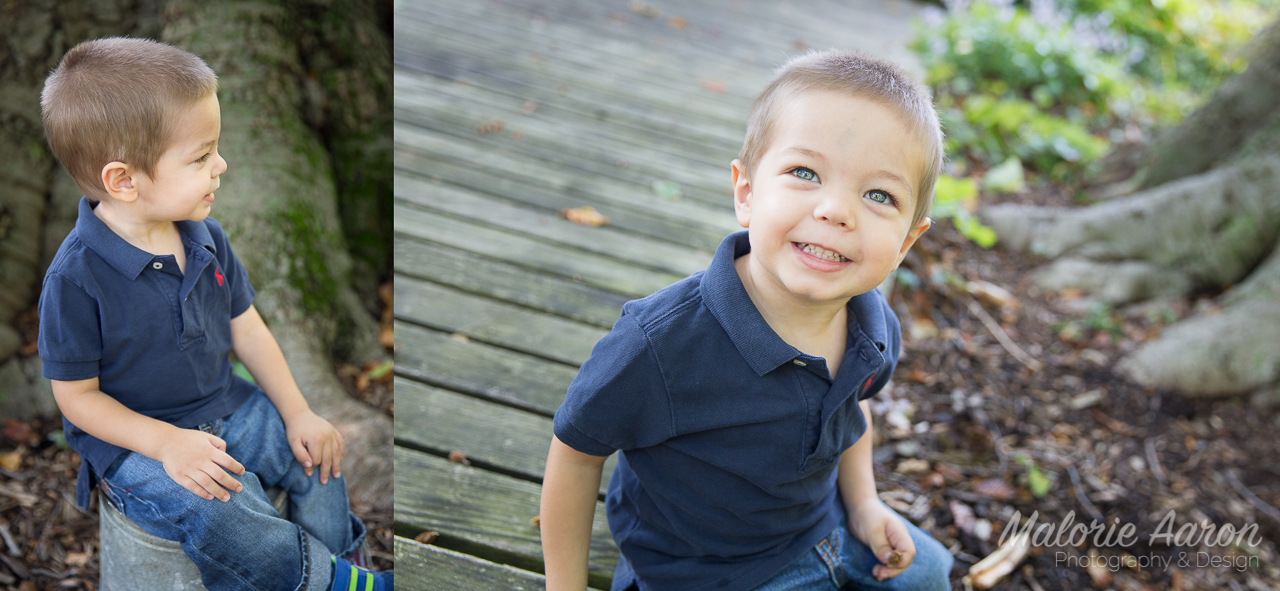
[865,189,896,206]
[790,167,818,182]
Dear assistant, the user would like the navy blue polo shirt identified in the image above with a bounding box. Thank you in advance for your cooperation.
[553,231,902,591]
[38,197,258,509]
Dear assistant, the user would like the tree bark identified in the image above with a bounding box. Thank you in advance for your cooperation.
[980,18,1280,399]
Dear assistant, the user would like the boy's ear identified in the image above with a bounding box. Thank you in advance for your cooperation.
[100,161,139,204]
[894,216,931,267]
[730,159,752,229]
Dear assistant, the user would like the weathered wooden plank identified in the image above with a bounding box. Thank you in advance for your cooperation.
[393,70,743,171]
[394,377,616,494]
[394,202,684,298]
[395,447,619,584]
[393,236,628,329]
[394,321,576,416]
[393,123,738,233]
[394,275,605,366]
[395,153,726,251]
[395,175,713,278]
[395,539,555,591]
[401,1,775,98]
[394,90,736,204]
[395,11,749,128]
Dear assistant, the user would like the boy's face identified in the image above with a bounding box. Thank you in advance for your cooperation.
[130,93,227,222]
[732,89,931,306]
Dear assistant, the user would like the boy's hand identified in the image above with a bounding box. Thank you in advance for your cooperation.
[157,428,246,502]
[847,497,916,581]
[282,409,345,484]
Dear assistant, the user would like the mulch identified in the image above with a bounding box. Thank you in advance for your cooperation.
[886,181,1280,590]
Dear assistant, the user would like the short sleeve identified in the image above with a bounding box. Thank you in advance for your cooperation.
[38,274,103,381]
[553,312,674,456]
[858,291,902,401]
[205,218,256,317]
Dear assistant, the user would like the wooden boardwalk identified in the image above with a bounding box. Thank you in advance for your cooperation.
[391,1,925,588]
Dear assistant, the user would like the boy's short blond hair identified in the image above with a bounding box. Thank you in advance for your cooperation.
[41,37,218,201]
[740,50,943,227]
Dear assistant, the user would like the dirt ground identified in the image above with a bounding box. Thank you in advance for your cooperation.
[883,182,1280,590]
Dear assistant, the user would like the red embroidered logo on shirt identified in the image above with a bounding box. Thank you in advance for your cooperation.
[863,377,874,392]
[215,268,224,286]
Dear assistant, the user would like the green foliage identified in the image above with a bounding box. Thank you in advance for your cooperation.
[1019,454,1054,498]
[912,0,1271,181]
[931,174,998,247]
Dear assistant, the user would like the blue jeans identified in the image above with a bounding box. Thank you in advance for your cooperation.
[100,390,366,591]
[753,512,953,591]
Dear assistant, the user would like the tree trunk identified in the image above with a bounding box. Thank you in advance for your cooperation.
[0,1,392,510]
[160,0,392,510]
[980,18,1280,399]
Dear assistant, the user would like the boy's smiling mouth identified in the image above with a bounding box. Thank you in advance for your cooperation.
[795,242,849,263]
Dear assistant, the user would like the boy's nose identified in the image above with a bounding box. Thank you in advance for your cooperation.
[813,194,855,229]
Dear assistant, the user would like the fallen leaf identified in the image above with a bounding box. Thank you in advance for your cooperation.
[450,332,470,343]
[560,206,611,227]
[966,280,1020,312]
[668,15,688,29]
[1086,548,1114,587]
[0,450,23,472]
[2,419,32,443]
[951,500,977,535]
[65,551,90,567]
[531,515,541,529]
[973,478,1017,501]
[475,119,505,135]
[414,531,439,544]
[448,451,471,465]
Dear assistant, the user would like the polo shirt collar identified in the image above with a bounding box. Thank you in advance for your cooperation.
[700,231,892,376]
[74,196,216,280]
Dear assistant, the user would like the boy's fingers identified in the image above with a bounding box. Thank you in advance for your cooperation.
[208,464,243,496]
[289,437,314,476]
[317,441,332,485]
[215,451,246,476]
[191,472,230,502]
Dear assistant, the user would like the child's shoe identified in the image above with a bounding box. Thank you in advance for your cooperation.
[331,555,393,590]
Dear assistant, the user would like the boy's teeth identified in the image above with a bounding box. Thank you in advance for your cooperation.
[801,243,848,262]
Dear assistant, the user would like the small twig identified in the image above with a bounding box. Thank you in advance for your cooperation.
[1144,438,1167,488]
[1225,469,1280,526]
[1066,464,1105,524]
[0,522,17,557]
[965,298,1042,372]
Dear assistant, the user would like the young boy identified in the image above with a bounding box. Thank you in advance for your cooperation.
[37,37,391,591]
[540,50,954,591]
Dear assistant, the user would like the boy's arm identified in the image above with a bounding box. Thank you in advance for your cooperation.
[541,435,608,591]
[51,378,246,501]
[230,304,344,483]
[838,399,915,581]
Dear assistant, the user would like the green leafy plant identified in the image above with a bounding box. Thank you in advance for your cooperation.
[912,0,1271,181]
[1018,454,1054,498]
[931,174,998,248]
